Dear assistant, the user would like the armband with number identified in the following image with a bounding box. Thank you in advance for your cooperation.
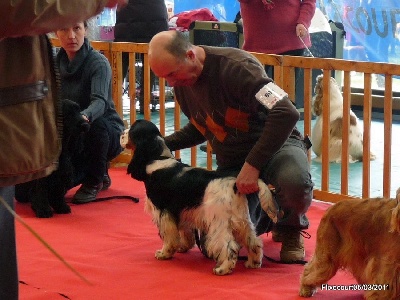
[255,82,288,110]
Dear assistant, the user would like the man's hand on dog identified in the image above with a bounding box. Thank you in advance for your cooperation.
[81,114,89,123]
[236,162,260,194]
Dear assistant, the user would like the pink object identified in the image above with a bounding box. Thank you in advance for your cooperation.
[174,8,218,30]
[99,26,115,41]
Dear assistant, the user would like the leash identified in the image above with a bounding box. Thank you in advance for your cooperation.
[262,254,308,265]
[299,35,314,58]
[298,35,327,74]
[78,195,139,203]
[0,196,92,285]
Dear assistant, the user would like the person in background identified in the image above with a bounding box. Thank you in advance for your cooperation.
[113,0,169,114]
[55,21,125,203]
[148,30,314,263]
[0,2,127,299]
[239,0,316,109]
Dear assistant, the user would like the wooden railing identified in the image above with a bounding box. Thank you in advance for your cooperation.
[51,39,399,203]
[273,56,398,202]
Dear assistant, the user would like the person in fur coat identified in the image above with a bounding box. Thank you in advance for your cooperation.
[0,1,127,299]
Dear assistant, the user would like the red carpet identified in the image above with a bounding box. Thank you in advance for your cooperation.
[16,168,363,300]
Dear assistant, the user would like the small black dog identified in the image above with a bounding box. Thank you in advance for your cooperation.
[15,99,89,218]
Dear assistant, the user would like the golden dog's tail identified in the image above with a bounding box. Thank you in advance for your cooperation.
[389,188,400,233]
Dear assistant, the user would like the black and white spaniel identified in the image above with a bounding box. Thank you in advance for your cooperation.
[125,119,279,275]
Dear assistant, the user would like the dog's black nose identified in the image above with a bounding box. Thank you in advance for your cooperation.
[80,122,90,133]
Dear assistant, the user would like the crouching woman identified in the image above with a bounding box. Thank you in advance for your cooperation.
[55,21,124,203]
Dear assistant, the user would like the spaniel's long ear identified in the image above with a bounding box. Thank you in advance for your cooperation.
[127,137,164,181]
[127,120,164,181]
[312,75,324,116]
[390,202,400,234]
[389,188,400,233]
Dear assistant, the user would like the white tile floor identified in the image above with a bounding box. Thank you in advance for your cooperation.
[297,118,400,198]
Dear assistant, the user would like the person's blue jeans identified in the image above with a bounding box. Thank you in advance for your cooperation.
[0,186,18,300]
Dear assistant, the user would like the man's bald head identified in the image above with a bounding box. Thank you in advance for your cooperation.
[148,30,204,86]
[149,30,192,62]
[148,30,174,60]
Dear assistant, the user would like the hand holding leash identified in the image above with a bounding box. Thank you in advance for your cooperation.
[296,23,308,39]
[236,162,260,194]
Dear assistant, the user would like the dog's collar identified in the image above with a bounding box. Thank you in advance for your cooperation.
[158,155,173,160]
[157,155,182,163]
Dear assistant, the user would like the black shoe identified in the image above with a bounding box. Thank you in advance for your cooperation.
[72,183,103,204]
[102,173,111,190]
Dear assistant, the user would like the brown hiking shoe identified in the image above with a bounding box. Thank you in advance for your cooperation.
[280,230,305,263]
[271,228,283,242]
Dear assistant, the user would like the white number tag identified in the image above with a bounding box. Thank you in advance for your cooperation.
[255,82,288,109]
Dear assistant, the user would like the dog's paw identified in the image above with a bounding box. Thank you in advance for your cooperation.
[32,206,54,218]
[244,260,262,269]
[213,265,233,276]
[155,249,173,260]
[176,245,191,253]
[299,285,317,297]
[52,202,71,214]
[313,156,322,163]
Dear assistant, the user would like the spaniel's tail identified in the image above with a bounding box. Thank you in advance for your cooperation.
[312,75,324,116]
[258,181,280,223]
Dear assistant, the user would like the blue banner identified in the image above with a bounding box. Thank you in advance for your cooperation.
[317,0,400,63]
[174,0,400,63]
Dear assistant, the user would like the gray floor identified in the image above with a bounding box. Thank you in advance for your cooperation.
[297,117,400,198]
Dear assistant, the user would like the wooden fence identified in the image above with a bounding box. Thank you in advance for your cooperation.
[51,39,400,203]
